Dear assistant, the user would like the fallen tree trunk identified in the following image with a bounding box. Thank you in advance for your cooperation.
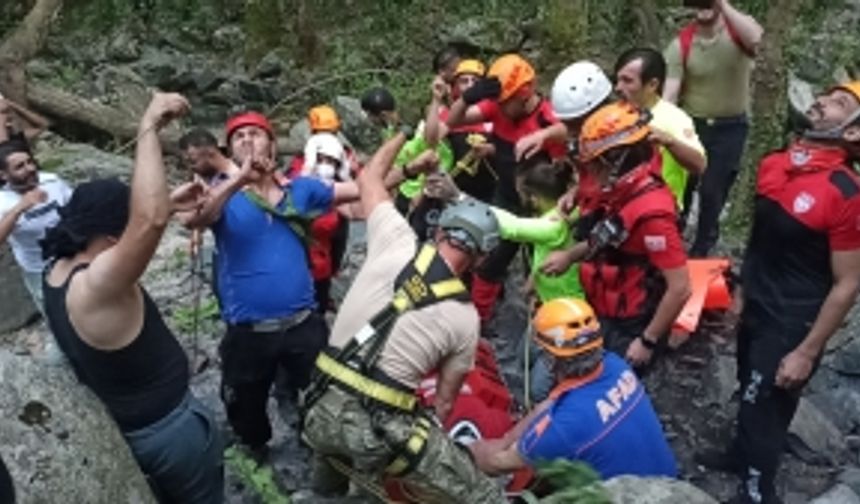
[26,82,180,151]
[0,0,63,103]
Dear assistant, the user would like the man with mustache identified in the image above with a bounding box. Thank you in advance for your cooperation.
[700,82,860,504]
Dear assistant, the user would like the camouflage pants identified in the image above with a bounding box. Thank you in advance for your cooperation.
[303,387,507,504]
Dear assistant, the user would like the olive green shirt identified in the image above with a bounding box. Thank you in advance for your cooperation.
[665,23,754,118]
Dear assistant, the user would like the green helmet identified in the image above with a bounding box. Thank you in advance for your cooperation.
[438,197,500,254]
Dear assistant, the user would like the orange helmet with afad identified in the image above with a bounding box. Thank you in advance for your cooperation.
[455,59,486,78]
[308,105,341,133]
[533,298,603,358]
[578,102,651,163]
[488,54,536,102]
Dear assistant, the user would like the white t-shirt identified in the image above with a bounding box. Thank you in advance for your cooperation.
[0,173,72,273]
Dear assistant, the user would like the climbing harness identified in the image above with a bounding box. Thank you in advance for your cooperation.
[450,133,498,180]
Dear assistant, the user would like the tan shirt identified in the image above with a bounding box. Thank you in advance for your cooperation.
[665,21,753,118]
[329,201,479,389]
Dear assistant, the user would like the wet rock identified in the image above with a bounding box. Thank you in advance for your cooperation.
[212,25,245,52]
[788,398,847,465]
[809,484,860,504]
[0,247,37,334]
[0,351,156,503]
[254,51,286,80]
[705,354,737,407]
[107,31,141,63]
[237,79,276,104]
[603,476,718,504]
[833,338,860,376]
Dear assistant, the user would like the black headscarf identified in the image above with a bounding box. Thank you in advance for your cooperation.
[40,178,130,260]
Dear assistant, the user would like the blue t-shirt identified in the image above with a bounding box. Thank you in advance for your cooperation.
[213,177,334,324]
[518,352,677,479]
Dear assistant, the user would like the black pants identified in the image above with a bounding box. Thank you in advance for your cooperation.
[219,313,329,448]
[733,301,813,503]
[600,315,650,358]
[314,279,331,314]
[0,455,14,504]
[683,115,749,256]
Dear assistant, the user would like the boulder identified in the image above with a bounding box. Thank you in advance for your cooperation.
[839,467,860,497]
[254,51,286,80]
[788,398,847,465]
[333,95,380,153]
[0,351,156,503]
[603,476,717,504]
[0,247,37,333]
[35,141,134,184]
[833,337,860,376]
[809,484,860,504]
[705,354,737,407]
[107,31,142,63]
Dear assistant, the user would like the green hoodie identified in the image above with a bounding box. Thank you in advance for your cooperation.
[491,206,584,302]
[393,122,454,199]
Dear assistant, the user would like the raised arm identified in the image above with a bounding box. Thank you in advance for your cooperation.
[425,77,450,147]
[717,0,764,54]
[82,93,190,300]
[356,133,409,217]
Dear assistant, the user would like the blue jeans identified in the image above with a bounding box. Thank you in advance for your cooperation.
[684,115,749,256]
[124,393,224,504]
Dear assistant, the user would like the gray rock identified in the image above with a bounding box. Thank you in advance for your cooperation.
[705,354,737,407]
[237,79,276,104]
[839,467,860,497]
[333,96,379,152]
[809,484,860,504]
[35,141,134,184]
[107,31,141,63]
[0,351,156,503]
[254,51,285,80]
[833,337,860,376]
[0,247,37,334]
[788,398,847,465]
[603,476,717,504]
[212,25,245,52]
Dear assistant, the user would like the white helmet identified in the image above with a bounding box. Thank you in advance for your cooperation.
[303,132,350,181]
[551,61,613,120]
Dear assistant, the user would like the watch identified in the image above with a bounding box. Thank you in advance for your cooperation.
[638,334,658,351]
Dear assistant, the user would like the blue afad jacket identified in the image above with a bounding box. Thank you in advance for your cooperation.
[519,352,677,479]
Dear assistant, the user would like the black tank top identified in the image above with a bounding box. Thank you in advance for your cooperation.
[43,264,189,432]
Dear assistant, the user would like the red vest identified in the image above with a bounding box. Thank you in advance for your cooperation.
[580,178,676,319]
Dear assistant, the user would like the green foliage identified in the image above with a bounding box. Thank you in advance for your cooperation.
[224,446,290,504]
[519,459,611,504]
[172,296,220,335]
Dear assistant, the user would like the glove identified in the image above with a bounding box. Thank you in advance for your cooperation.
[462,78,502,105]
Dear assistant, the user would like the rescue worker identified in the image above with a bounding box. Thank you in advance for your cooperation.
[182,110,433,457]
[664,0,763,256]
[288,105,360,179]
[361,87,399,135]
[512,61,615,277]
[576,103,691,366]
[446,53,566,327]
[432,46,461,87]
[699,82,860,504]
[301,133,507,503]
[469,298,677,480]
[614,47,706,209]
[41,93,224,503]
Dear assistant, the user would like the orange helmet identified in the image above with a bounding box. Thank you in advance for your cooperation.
[533,298,603,358]
[834,81,860,103]
[308,105,341,133]
[578,102,651,163]
[455,59,486,78]
[487,54,536,102]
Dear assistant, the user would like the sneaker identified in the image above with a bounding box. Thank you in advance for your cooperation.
[694,447,739,473]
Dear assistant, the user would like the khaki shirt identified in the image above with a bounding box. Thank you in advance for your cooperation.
[329,202,478,389]
[665,22,754,118]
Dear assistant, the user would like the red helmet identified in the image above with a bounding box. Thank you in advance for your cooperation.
[225,111,274,143]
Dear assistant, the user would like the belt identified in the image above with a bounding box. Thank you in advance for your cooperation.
[693,114,748,127]
[231,309,312,333]
[314,352,417,412]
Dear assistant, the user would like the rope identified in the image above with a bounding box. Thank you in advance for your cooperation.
[523,317,533,411]
[325,456,398,504]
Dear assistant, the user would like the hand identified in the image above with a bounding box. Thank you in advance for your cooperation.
[170,180,208,213]
[557,187,577,214]
[472,141,495,160]
[17,188,47,211]
[408,150,440,176]
[431,76,450,103]
[648,126,675,148]
[423,172,460,201]
[625,337,654,367]
[775,349,815,389]
[515,130,547,161]
[462,77,502,105]
[142,92,190,131]
[540,248,576,276]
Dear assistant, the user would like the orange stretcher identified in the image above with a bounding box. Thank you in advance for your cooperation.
[673,258,733,334]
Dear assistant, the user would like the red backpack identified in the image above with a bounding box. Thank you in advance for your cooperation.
[678,16,755,70]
